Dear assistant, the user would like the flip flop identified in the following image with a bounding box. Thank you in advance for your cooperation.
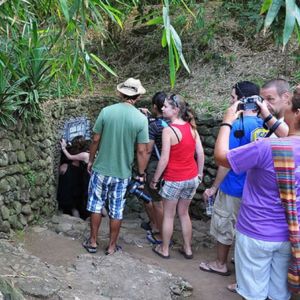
[152,246,170,259]
[105,244,122,255]
[146,232,174,246]
[82,238,98,254]
[199,262,231,276]
[146,232,162,245]
[227,283,237,293]
[178,248,193,259]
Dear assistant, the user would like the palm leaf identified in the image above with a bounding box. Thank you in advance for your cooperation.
[263,0,284,32]
[283,0,296,47]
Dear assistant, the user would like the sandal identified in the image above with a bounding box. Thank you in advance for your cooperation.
[82,238,98,253]
[178,248,193,259]
[227,283,237,293]
[105,245,122,255]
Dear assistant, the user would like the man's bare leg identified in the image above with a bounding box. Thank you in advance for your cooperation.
[143,202,157,231]
[90,212,102,247]
[106,218,122,254]
[153,201,163,238]
[217,242,231,266]
[199,241,231,273]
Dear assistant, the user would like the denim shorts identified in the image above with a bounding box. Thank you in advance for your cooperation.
[235,231,291,300]
[87,171,130,220]
[159,176,199,201]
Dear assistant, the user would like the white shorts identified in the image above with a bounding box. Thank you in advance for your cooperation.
[235,231,291,300]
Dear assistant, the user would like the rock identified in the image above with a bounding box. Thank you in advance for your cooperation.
[21,205,31,215]
[8,215,23,230]
[203,175,212,186]
[204,147,214,156]
[13,201,22,215]
[43,139,52,149]
[8,152,18,165]
[0,179,10,193]
[25,147,38,162]
[19,214,27,226]
[16,151,26,163]
[206,167,217,177]
[0,277,25,300]
[0,139,12,151]
[7,165,23,176]
[0,221,10,233]
[0,169,7,179]
[197,125,211,136]
[0,152,8,167]
[55,223,73,233]
[203,136,215,148]
[11,139,23,150]
[16,277,61,298]
[1,206,9,220]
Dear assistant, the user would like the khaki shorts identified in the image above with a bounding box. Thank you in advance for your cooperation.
[210,190,241,245]
[145,160,161,202]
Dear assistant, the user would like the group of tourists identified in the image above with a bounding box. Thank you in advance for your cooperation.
[58,76,300,300]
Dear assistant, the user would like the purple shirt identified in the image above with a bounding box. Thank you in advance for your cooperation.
[227,137,300,242]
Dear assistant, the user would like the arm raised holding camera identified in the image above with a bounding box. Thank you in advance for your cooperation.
[256,100,289,137]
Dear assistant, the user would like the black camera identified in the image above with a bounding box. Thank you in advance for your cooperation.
[237,95,263,111]
[127,180,152,203]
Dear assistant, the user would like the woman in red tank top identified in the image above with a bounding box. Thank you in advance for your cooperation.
[150,94,204,259]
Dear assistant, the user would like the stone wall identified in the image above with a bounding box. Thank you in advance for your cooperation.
[0,96,115,232]
[0,96,220,232]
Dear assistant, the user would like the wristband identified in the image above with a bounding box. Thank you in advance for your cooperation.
[264,114,273,123]
[137,172,145,177]
[220,123,232,129]
[263,114,273,130]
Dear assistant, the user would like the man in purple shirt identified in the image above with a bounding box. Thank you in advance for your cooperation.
[214,86,299,300]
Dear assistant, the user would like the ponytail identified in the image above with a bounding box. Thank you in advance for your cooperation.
[182,102,197,130]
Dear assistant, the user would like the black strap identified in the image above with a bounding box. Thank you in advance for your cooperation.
[265,120,282,138]
[168,125,180,143]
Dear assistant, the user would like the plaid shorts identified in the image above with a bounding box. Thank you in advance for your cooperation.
[87,171,130,220]
[159,176,199,201]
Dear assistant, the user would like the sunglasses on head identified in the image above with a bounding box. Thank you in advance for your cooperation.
[169,94,179,107]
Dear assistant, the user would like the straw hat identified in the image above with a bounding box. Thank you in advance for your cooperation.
[117,78,146,96]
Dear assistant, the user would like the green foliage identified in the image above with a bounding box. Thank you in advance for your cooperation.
[25,170,36,187]
[220,0,264,36]
[0,66,27,126]
[0,0,194,126]
[195,98,229,119]
[145,0,199,88]
[261,0,300,48]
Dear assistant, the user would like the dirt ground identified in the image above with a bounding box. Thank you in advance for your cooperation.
[22,226,239,300]
[22,220,300,300]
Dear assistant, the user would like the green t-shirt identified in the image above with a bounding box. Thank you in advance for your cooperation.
[92,103,149,179]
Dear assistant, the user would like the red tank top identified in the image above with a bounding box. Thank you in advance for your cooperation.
[163,123,198,181]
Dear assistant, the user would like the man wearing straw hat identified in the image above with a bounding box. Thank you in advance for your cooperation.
[83,78,149,255]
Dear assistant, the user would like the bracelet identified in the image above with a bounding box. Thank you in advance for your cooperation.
[264,114,273,123]
[220,122,232,129]
[137,172,145,177]
[62,147,66,150]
